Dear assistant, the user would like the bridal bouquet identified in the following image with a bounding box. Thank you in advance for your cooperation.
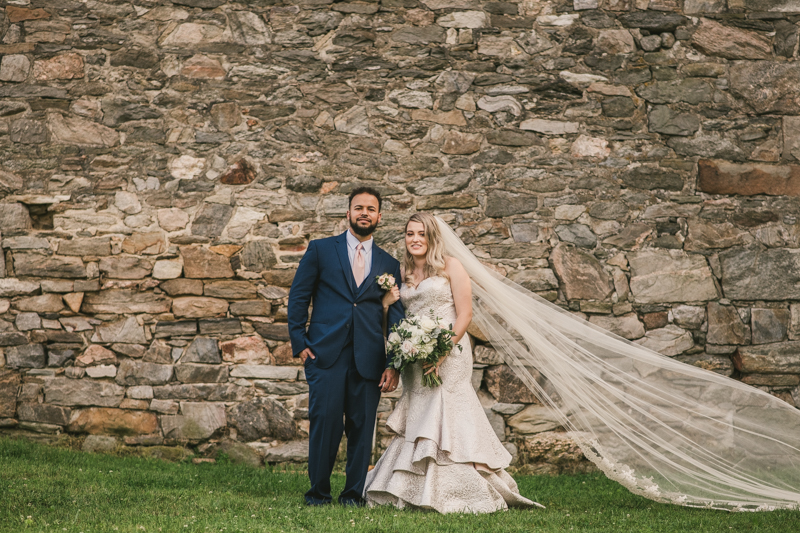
[386,311,461,387]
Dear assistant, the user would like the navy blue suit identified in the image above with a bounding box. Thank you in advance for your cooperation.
[288,231,404,505]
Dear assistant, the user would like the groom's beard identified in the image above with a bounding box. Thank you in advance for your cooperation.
[350,216,378,237]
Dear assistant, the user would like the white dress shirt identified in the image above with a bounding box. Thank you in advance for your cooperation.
[346,230,373,282]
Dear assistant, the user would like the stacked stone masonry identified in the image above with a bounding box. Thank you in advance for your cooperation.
[1,0,800,471]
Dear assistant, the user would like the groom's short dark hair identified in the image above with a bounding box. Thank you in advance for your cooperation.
[348,186,382,211]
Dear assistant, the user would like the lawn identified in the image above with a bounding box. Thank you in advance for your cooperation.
[0,437,798,533]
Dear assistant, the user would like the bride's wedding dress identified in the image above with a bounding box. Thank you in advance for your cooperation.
[364,276,541,513]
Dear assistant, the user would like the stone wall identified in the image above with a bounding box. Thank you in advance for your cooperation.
[1,0,800,469]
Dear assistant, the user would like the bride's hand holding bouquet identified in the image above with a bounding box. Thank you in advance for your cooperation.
[386,311,461,387]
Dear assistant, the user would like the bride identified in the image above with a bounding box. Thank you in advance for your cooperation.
[365,213,800,513]
[364,212,541,513]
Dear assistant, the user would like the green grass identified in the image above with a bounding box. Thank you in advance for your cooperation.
[1,437,799,533]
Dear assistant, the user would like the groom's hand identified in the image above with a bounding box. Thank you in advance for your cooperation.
[299,348,315,363]
[379,369,399,393]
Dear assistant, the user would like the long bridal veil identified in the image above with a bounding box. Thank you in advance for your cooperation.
[435,216,800,511]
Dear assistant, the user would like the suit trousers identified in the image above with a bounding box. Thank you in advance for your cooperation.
[303,337,381,505]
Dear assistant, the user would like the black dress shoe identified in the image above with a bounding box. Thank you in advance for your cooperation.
[305,496,332,506]
[338,497,366,507]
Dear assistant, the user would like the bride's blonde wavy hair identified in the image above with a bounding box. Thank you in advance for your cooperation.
[403,212,448,287]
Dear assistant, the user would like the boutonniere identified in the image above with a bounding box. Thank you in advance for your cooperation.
[376,273,396,291]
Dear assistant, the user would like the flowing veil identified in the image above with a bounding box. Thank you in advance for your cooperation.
[434,216,800,511]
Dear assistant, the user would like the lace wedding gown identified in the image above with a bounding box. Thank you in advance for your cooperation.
[364,276,541,513]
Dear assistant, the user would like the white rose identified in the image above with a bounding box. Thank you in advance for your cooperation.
[419,316,437,332]
[401,340,414,354]
[421,335,431,344]
[388,332,401,344]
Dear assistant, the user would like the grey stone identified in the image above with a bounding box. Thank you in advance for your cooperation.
[588,313,645,340]
[551,244,613,301]
[175,364,229,384]
[99,255,153,280]
[153,383,251,402]
[485,130,542,147]
[434,71,475,94]
[672,305,705,329]
[484,365,537,404]
[588,201,628,220]
[115,360,174,386]
[254,381,309,395]
[407,173,471,196]
[161,402,226,441]
[91,317,148,344]
[57,237,112,256]
[619,165,684,191]
[143,341,173,364]
[18,403,71,426]
[555,224,597,248]
[634,325,694,356]
[618,11,688,33]
[82,435,118,453]
[13,254,85,278]
[751,308,789,345]
[392,25,446,45]
[720,245,800,301]
[691,18,771,61]
[729,62,800,115]
[182,337,221,364]
[240,240,277,272]
[629,250,717,304]
[602,97,635,117]
[192,203,233,238]
[83,291,171,316]
[6,344,45,369]
[775,20,799,58]
[15,312,41,331]
[511,269,559,292]
[154,320,198,338]
[492,403,525,416]
[230,365,297,380]
[640,34,662,52]
[286,175,322,193]
[735,342,800,374]
[199,319,242,335]
[44,377,124,407]
[0,204,31,232]
[228,397,296,442]
[484,190,538,218]
[507,405,563,435]
[707,303,751,346]
[667,134,746,161]
[10,119,48,144]
[648,106,700,136]
[48,345,78,368]
[263,440,309,463]
[0,370,21,418]
[0,54,30,82]
[253,323,291,342]
[473,345,504,365]
[636,79,713,105]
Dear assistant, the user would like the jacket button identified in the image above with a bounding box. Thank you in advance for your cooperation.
[353,303,357,307]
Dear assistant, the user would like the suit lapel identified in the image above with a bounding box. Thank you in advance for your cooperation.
[356,244,383,298]
[335,232,357,296]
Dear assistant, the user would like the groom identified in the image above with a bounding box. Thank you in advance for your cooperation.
[288,186,404,506]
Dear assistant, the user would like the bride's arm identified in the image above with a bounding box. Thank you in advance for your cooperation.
[446,257,472,344]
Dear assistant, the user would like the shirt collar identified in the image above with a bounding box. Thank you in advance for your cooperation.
[346,229,373,252]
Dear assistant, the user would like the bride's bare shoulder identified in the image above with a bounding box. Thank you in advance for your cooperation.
[444,256,466,276]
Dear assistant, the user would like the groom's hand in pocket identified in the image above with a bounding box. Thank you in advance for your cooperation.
[379,368,399,393]
[299,348,315,363]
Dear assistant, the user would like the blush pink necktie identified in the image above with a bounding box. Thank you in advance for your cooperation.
[353,243,365,287]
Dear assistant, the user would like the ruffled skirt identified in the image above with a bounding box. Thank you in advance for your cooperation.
[364,349,542,514]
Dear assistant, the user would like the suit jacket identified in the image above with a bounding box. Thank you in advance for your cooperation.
[288,231,405,381]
